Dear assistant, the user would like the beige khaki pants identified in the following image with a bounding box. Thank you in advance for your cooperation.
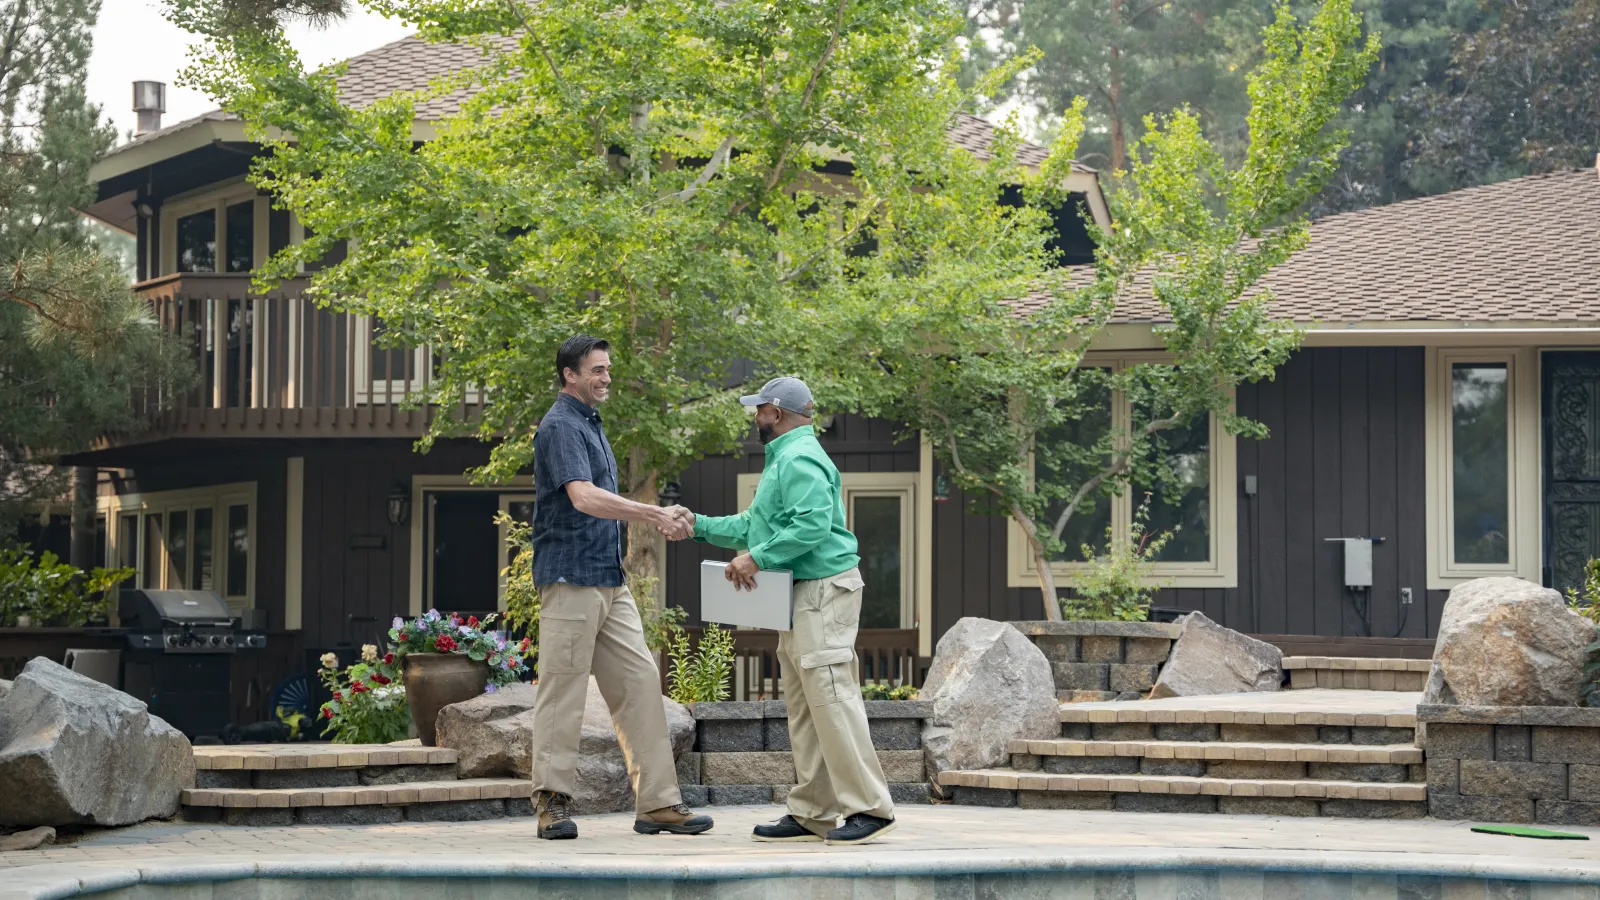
[777,567,895,834]
[529,582,681,814]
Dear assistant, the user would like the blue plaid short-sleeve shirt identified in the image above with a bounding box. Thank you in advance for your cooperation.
[531,392,625,587]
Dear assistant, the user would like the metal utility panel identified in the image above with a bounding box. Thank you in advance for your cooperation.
[1325,538,1376,588]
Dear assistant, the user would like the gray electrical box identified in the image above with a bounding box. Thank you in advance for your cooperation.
[1325,537,1379,589]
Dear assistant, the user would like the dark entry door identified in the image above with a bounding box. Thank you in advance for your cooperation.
[1543,352,1600,594]
[429,492,501,619]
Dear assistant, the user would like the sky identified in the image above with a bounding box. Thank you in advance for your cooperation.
[87,1,416,145]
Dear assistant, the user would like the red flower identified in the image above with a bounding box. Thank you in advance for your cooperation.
[434,634,459,653]
[519,637,531,651]
[466,615,479,628]
[321,708,332,719]
[383,652,395,665]
[510,657,521,669]
[333,691,344,701]
[351,681,369,693]
[371,673,391,686]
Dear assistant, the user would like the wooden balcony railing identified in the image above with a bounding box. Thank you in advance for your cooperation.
[108,273,481,446]
[661,627,923,702]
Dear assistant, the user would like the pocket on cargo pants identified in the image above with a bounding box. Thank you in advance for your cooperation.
[798,646,857,706]
[821,572,864,648]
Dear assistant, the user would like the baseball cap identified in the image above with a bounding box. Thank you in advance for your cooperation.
[739,377,816,417]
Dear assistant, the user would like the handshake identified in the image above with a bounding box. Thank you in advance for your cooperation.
[653,505,696,541]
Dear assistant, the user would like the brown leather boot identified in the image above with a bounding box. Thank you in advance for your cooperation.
[535,791,577,840]
[633,803,714,835]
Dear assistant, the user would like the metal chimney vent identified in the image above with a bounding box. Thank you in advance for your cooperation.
[133,81,166,135]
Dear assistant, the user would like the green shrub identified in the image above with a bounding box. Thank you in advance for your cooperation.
[861,682,918,701]
[495,511,540,655]
[1571,558,1600,706]
[317,646,410,744]
[631,572,688,654]
[666,623,736,704]
[1062,495,1174,622]
[0,549,133,627]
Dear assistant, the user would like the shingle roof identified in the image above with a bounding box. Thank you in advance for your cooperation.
[107,35,1080,171]
[1011,168,1600,324]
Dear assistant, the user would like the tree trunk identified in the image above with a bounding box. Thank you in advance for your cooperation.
[623,450,661,593]
[1012,504,1064,621]
[1109,0,1127,174]
[69,466,96,570]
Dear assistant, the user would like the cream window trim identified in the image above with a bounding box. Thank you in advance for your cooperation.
[735,470,923,631]
[285,458,305,631]
[1005,353,1239,589]
[353,315,430,404]
[158,179,261,277]
[99,481,258,614]
[407,475,536,615]
[1424,347,1542,589]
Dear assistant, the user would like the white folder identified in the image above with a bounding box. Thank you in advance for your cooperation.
[699,560,793,631]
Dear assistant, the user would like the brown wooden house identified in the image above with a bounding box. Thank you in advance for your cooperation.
[66,35,1600,722]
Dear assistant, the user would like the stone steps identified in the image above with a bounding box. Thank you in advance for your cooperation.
[182,777,532,826]
[938,767,1428,818]
[1011,738,1425,765]
[943,690,1429,819]
[1283,657,1430,691]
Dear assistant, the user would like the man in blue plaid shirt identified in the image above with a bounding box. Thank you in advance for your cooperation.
[527,334,712,841]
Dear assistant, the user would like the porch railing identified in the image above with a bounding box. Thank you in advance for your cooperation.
[660,627,923,702]
[116,273,481,442]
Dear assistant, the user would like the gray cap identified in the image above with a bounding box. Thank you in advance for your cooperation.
[739,376,816,417]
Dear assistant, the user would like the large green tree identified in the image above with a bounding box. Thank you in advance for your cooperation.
[820,0,1377,617]
[170,0,1084,583]
[0,0,192,543]
[1405,0,1600,192]
[959,0,1262,173]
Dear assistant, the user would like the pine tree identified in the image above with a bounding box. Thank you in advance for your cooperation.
[0,0,193,540]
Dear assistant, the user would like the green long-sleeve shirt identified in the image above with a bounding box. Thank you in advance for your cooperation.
[693,425,860,580]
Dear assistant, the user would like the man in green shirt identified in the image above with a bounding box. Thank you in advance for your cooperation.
[693,377,896,846]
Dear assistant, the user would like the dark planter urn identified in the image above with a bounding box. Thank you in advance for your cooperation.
[402,653,488,746]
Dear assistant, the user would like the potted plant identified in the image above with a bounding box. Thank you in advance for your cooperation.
[389,610,532,746]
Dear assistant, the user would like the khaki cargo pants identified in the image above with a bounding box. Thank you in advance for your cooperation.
[528,582,681,814]
[778,566,895,835]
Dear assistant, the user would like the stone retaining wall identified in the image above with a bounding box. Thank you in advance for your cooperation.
[1011,621,1181,701]
[1419,704,1600,826]
[679,700,931,806]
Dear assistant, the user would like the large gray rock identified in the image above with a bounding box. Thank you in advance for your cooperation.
[0,679,11,702]
[1149,611,1282,699]
[0,658,194,827]
[1423,577,1595,707]
[435,677,694,815]
[920,618,1058,792]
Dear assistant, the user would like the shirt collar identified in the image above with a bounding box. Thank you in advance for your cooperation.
[558,391,602,423]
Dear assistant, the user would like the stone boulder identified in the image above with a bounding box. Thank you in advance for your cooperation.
[435,677,694,815]
[0,658,194,827]
[1423,577,1595,707]
[919,618,1058,793]
[1149,611,1282,699]
[0,679,10,702]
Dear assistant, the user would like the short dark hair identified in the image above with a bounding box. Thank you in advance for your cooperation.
[556,335,610,388]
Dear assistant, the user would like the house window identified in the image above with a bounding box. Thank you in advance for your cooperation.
[1008,354,1238,589]
[1426,348,1539,588]
[102,483,257,612]
[1450,363,1510,565]
[225,201,255,272]
[176,210,216,272]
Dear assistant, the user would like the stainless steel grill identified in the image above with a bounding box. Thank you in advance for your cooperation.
[117,589,266,741]
[117,589,265,653]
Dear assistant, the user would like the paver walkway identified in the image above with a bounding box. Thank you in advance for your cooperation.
[3,804,1597,898]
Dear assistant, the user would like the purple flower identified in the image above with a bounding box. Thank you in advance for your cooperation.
[425,609,441,622]
[458,624,472,635]
[392,616,404,629]
[484,683,498,694]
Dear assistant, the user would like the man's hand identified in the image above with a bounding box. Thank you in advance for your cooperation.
[725,552,758,591]
[655,505,695,541]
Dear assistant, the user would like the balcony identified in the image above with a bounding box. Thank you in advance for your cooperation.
[98,273,479,450]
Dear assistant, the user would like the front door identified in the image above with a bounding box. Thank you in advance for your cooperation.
[427,491,501,619]
[1543,352,1600,594]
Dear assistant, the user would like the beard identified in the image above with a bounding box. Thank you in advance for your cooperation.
[757,421,776,444]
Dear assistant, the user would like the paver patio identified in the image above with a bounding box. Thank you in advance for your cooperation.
[3,804,1598,899]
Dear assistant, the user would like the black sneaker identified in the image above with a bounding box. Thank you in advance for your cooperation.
[824,813,896,846]
[536,791,578,840]
[752,814,823,842]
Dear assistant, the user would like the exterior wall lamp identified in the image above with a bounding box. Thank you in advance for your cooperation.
[386,482,412,527]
